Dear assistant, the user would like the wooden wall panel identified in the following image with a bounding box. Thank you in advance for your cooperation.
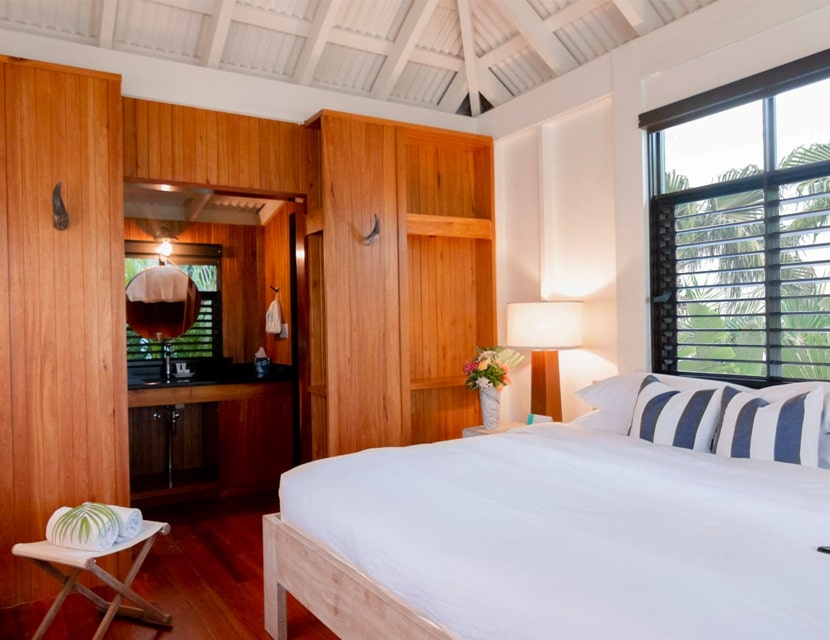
[2,61,127,605]
[401,133,491,218]
[124,219,267,364]
[408,236,479,382]
[264,203,301,366]
[320,113,405,455]
[0,60,14,609]
[123,98,314,197]
[410,388,480,443]
[219,385,293,495]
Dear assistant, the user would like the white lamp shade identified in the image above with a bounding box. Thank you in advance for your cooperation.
[507,301,583,349]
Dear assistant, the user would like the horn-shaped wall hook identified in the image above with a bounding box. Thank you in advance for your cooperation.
[362,213,381,246]
[52,182,69,231]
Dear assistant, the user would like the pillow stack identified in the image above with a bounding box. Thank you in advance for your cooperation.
[574,373,830,469]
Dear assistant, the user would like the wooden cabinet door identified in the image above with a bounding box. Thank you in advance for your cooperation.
[1,60,126,605]
[318,113,406,456]
[219,386,294,495]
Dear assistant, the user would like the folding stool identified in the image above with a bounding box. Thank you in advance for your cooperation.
[12,520,172,640]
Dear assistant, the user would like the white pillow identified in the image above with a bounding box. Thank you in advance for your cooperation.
[573,372,746,435]
[629,376,725,451]
[714,385,824,466]
[753,381,830,434]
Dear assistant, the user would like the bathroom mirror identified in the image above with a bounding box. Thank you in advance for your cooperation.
[125,266,202,340]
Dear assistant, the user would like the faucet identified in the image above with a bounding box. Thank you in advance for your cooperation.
[162,339,173,383]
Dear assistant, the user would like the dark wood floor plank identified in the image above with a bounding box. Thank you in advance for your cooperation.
[0,493,337,640]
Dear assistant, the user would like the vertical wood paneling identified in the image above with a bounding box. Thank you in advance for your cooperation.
[320,113,405,455]
[123,98,314,197]
[399,127,495,444]
[2,60,126,605]
[410,388,479,443]
[219,385,293,495]
[0,60,15,610]
[264,203,299,366]
[408,236,478,382]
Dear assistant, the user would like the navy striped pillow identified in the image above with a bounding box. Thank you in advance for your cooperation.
[629,375,724,451]
[714,386,823,466]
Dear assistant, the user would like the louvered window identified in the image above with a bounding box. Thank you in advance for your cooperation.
[125,242,222,363]
[644,52,830,384]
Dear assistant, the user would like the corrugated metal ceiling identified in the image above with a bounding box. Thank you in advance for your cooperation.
[0,0,717,117]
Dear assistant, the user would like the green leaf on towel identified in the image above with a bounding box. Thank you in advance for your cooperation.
[52,502,119,545]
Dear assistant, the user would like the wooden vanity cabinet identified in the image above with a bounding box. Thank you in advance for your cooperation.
[127,382,294,504]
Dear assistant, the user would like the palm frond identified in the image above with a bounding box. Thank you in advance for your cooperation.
[52,502,119,545]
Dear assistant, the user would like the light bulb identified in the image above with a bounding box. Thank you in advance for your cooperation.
[157,238,173,257]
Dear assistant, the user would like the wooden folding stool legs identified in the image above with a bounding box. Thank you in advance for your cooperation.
[12,520,172,640]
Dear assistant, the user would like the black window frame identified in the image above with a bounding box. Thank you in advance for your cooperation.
[644,50,830,386]
[125,240,223,365]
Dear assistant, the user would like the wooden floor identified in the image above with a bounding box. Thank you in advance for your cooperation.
[0,493,337,640]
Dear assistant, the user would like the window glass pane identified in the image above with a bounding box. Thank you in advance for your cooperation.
[776,77,830,168]
[663,102,763,193]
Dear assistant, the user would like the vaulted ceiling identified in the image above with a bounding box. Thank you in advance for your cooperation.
[0,0,715,117]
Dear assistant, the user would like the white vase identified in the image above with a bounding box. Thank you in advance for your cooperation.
[479,386,500,431]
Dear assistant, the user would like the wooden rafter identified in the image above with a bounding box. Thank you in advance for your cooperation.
[612,0,664,36]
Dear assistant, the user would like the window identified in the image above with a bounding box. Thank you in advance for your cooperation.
[645,52,830,384]
[125,241,223,362]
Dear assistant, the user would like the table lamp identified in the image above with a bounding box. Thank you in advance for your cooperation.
[507,301,583,421]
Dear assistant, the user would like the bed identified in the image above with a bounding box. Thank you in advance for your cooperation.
[263,374,830,639]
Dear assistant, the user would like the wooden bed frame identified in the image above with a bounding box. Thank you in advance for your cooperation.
[262,513,456,640]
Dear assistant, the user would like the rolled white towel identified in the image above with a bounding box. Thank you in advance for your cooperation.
[108,504,143,542]
[46,504,119,552]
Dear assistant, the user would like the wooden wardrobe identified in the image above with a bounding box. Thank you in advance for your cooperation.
[305,111,496,459]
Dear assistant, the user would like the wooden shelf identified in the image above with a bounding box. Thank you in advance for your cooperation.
[409,376,467,391]
[406,213,492,239]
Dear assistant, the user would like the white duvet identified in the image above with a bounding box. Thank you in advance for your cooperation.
[279,423,830,640]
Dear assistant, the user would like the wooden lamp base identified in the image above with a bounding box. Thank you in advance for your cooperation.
[529,350,562,422]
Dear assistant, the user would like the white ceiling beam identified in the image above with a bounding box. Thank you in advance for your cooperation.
[371,0,438,99]
[234,2,465,73]
[98,0,117,48]
[457,0,480,116]
[410,47,462,72]
[496,0,578,76]
[232,5,313,36]
[479,34,527,68]
[438,71,468,113]
[611,0,664,36]
[201,0,235,68]
[544,0,606,31]
[438,57,511,114]
[476,59,511,106]
[294,0,340,86]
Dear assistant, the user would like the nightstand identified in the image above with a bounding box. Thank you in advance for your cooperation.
[462,422,526,437]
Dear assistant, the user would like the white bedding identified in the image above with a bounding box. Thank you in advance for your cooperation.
[279,423,830,640]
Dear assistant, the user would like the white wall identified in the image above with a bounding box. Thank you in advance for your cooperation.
[493,0,830,422]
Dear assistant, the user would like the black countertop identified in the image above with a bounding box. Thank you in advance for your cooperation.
[127,360,295,390]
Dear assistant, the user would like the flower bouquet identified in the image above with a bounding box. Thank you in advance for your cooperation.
[463,347,524,430]
[463,346,523,391]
